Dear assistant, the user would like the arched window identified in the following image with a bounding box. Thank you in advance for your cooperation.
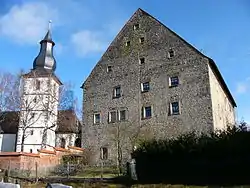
[74,138,81,147]
[60,138,66,148]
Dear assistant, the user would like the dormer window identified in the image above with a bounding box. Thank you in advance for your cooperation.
[133,24,140,30]
[168,49,175,58]
[126,41,131,47]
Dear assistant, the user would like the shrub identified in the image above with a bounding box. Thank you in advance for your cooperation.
[132,125,250,185]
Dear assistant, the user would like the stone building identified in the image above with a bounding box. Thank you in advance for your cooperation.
[0,28,81,153]
[81,8,236,164]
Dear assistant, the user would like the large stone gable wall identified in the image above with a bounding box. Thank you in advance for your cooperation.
[82,9,234,164]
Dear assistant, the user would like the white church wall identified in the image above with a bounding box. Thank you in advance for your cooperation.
[46,129,56,149]
[16,75,60,153]
[56,134,77,148]
[16,127,45,153]
[0,134,16,152]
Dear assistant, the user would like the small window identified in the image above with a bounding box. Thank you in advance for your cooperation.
[60,138,66,148]
[107,66,112,73]
[33,97,37,103]
[133,24,140,30]
[170,102,180,115]
[35,80,41,90]
[139,58,145,64]
[94,113,101,124]
[139,37,145,44]
[30,130,34,135]
[100,147,108,160]
[113,86,121,98]
[53,84,56,94]
[169,76,179,87]
[141,82,150,92]
[119,110,126,121]
[109,111,117,123]
[126,41,131,47]
[30,149,33,153]
[142,106,152,119]
[168,49,175,58]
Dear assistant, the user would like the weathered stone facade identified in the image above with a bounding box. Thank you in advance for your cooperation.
[81,8,236,164]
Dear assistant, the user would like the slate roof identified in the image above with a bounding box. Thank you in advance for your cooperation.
[55,110,82,134]
[0,110,81,134]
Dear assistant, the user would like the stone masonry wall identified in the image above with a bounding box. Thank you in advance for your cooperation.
[82,9,233,164]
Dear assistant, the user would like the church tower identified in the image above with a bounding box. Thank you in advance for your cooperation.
[16,22,62,153]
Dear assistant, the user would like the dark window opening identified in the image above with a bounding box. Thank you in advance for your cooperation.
[168,49,175,58]
[119,110,126,121]
[140,37,145,44]
[75,138,81,147]
[171,102,180,115]
[100,147,108,160]
[107,66,112,72]
[126,41,131,47]
[109,111,117,123]
[30,149,33,153]
[139,58,145,64]
[60,138,66,148]
[30,130,34,135]
[94,113,100,124]
[170,76,179,87]
[142,82,150,92]
[33,97,37,103]
[114,86,121,98]
[142,106,152,119]
[134,24,140,30]
[35,80,41,90]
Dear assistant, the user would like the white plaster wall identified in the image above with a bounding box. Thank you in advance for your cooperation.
[16,76,60,153]
[0,134,16,152]
[208,64,236,130]
[55,133,77,148]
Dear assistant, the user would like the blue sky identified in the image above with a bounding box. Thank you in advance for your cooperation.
[0,0,249,122]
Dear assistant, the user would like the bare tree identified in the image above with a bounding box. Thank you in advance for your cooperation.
[0,70,22,123]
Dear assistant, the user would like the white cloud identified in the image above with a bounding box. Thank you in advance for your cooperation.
[70,30,107,57]
[236,82,248,94]
[0,2,59,45]
[236,77,250,94]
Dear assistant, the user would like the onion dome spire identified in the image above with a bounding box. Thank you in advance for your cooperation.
[33,20,56,72]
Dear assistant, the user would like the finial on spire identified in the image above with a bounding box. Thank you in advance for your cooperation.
[48,20,52,31]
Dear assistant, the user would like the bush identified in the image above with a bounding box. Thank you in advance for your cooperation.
[132,125,250,185]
